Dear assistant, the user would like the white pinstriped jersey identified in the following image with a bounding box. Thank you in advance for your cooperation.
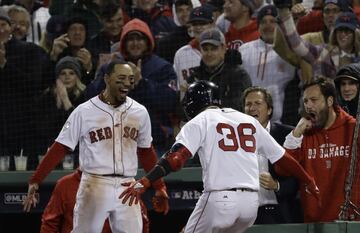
[176,108,285,192]
[173,44,202,100]
[56,96,152,176]
[240,39,295,122]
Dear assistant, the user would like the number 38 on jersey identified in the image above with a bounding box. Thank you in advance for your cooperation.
[216,123,256,153]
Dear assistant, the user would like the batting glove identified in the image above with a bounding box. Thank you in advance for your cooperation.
[152,187,169,214]
[120,177,151,206]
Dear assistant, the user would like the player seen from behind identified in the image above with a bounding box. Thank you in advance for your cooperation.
[119,80,320,233]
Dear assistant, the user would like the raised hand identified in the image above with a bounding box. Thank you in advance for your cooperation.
[50,33,70,61]
[76,48,92,73]
[293,117,313,137]
[128,59,142,87]
[23,183,39,212]
[119,177,151,206]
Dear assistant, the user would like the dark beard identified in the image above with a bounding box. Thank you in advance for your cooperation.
[315,105,329,129]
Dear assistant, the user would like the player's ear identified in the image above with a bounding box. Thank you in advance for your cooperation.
[327,96,333,107]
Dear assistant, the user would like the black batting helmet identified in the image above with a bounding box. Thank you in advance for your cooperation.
[182,80,221,119]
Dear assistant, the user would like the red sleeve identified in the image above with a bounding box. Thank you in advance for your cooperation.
[29,142,69,184]
[137,145,166,190]
[40,182,64,233]
[296,10,324,35]
[274,151,313,184]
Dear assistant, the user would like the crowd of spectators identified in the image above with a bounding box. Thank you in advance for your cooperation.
[1,0,360,225]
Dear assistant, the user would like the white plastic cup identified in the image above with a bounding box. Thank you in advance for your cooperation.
[62,154,74,170]
[0,156,10,171]
[14,156,27,171]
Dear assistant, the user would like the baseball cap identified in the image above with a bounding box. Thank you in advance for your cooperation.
[334,12,359,31]
[200,28,225,47]
[0,7,11,25]
[188,6,214,24]
[257,5,277,23]
[324,0,352,12]
[46,15,66,41]
[325,0,341,6]
[335,63,360,82]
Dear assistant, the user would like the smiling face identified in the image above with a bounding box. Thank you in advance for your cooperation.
[336,28,354,53]
[67,23,86,48]
[303,85,332,129]
[200,43,226,68]
[125,32,148,60]
[339,78,359,101]
[176,4,192,26]
[244,90,272,128]
[258,15,276,44]
[103,8,124,37]
[104,64,134,105]
[224,0,248,22]
[8,10,30,40]
[58,68,78,90]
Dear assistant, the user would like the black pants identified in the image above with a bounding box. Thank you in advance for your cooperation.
[254,204,284,224]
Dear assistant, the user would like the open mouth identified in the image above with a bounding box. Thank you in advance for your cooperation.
[305,112,316,123]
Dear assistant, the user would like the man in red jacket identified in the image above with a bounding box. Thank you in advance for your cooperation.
[40,169,149,233]
[283,77,360,222]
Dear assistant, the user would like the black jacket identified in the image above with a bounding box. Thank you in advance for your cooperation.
[188,49,252,111]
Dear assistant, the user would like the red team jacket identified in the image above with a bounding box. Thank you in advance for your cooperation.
[224,20,259,50]
[40,170,112,233]
[286,108,360,222]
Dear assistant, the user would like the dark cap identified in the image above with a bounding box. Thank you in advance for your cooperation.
[55,56,83,79]
[240,0,256,15]
[257,5,277,23]
[46,15,66,41]
[335,63,360,82]
[188,6,214,24]
[324,0,352,12]
[334,12,359,31]
[0,7,11,25]
[325,0,340,5]
[200,28,225,47]
[65,17,88,33]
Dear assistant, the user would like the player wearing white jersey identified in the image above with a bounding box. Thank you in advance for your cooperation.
[120,80,321,233]
[23,60,169,233]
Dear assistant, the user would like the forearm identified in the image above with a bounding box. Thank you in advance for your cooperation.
[29,142,69,184]
[277,8,318,64]
[274,152,313,184]
[145,144,192,183]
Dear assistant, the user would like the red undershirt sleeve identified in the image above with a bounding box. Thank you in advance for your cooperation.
[137,145,166,190]
[29,142,70,185]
